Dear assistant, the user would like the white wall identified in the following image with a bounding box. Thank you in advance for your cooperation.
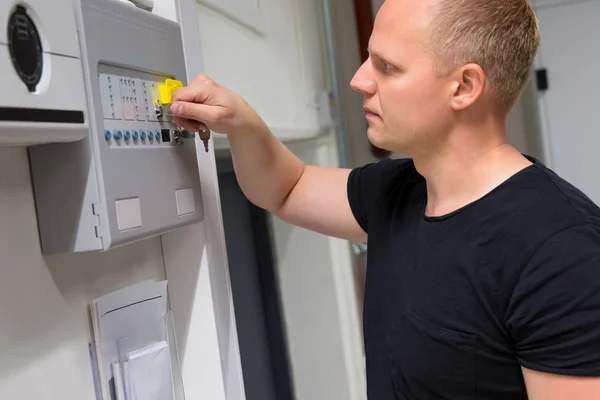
[197,0,330,147]
[195,0,366,398]
[0,149,232,400]
[0,147,166,399]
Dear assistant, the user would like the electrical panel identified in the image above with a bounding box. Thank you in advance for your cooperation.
[29,0,204,254]
[0,0,89,145]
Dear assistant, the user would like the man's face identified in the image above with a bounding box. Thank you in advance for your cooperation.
[350,0,454,154]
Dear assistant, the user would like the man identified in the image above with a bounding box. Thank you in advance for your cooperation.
[171,0,600,398]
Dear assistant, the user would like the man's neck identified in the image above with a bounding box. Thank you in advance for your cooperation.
[413,123,533,218]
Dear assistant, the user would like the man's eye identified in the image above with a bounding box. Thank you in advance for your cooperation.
[378,60,394,71]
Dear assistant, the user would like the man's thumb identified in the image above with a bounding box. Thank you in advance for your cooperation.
[171,101,213,123]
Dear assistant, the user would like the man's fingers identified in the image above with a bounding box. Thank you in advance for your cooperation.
[171,101,228,126]
[172,76,218,104]
[191,74,212,84]
[171,101,211,122]
[170,75,234,134]
[172,84,210,104]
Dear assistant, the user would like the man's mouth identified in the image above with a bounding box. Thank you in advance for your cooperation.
[364,106,380,118]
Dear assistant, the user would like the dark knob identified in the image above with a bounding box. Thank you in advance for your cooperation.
[7,5,43,92]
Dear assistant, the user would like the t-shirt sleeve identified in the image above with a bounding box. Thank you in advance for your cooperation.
[505,222,600,376]
[347,157,413,234]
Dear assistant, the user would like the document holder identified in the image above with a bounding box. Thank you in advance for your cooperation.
[90,310,186,400]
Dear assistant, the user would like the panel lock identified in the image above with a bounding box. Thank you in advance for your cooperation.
[173,129,210,152]
[172,128,198,144]
[154,99,164,119]
[172,128,183,145]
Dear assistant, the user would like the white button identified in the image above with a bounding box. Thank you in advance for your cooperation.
[115,197,142,230]
[175,189,195,216]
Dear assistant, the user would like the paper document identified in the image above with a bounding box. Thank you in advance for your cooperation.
[89,280,174,400]
[125,341,174,400]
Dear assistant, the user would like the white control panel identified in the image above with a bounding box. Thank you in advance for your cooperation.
[28,0,204,254]
[98,73,162,123]
[97,65,181,149]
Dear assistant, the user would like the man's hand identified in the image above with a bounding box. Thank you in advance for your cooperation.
[170,74,264,136]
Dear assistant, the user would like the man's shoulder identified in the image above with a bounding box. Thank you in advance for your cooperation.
[530,162,600,255]
[494,160,600,257]
[534,162,600,226]
[355,156,416,174]
[503,176,600,381]
[350,157,420,190]
[510,161,600,228]
[347,157,420,233]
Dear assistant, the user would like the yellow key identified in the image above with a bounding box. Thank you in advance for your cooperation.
[158,78,183,105]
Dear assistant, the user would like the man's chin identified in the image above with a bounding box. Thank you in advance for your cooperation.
[367,129,411,155]
[367,129,391,150]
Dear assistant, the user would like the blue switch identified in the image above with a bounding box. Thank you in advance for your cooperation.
[104,130,111,140]
[140,131,146,140]
[124,130,131,140]
[155,131,160,140]
[113,130,122,140]
[132,130,139,140]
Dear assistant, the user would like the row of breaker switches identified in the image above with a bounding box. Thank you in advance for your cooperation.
[104,129,162,142]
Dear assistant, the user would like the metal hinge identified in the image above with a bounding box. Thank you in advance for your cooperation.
[92,203,103,245]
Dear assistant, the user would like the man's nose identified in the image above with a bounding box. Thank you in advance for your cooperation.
[350,60,376,95]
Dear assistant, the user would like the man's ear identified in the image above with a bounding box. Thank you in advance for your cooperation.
[450,63,486,110]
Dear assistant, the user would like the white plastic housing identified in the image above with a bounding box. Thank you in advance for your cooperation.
[0,0,89,145]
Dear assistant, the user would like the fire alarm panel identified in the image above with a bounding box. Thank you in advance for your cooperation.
[29,0,204,254]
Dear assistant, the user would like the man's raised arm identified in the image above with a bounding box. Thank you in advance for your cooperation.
[171,75,367,242]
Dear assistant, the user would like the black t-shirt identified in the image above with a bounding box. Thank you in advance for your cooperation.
[347,156,600,399]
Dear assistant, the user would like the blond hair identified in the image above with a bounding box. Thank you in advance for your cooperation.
[430,0,540,112]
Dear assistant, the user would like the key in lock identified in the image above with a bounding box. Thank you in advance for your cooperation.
[180,129,211,152]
